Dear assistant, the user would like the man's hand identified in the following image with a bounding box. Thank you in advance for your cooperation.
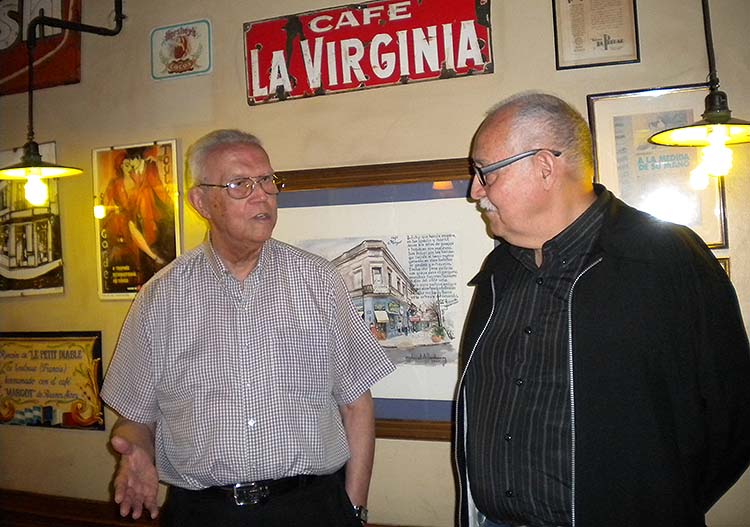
[110,419,159,520]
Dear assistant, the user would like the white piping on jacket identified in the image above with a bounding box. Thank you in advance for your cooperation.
[455,277,497,527]
[566,257,603,526]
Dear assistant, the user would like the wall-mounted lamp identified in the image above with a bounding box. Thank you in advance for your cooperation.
[93,193,120,219]
[431,181,454,191]
[648,0,750,181]
[0,1,125,204]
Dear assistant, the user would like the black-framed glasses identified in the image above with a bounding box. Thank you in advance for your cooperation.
[198,174,285,199]
[471,149,562,186]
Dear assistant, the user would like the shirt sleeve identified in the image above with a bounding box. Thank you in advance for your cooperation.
[100,291,159,423]
[680,229,750,509]
[327,267,395,405]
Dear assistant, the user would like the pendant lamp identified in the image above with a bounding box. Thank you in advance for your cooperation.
[648,0,750,155]
[0,1,125,204]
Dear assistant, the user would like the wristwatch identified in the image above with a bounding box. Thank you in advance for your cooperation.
[353,505,368,525]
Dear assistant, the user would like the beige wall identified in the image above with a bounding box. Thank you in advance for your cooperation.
[1,1,749,526]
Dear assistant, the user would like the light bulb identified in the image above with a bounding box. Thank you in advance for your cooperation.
[703,126,733,175]
[689,165,710,190]
[691,125,733,180]
[93,204,106,219]
[24,176,49,206]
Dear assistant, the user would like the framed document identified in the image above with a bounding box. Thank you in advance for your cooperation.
[552,0,640,70]
[587,84,728,249]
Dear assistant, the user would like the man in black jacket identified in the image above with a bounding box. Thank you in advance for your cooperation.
[455,92,750,527]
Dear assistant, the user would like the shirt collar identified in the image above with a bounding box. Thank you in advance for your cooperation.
[202,235,274,282]
[507,190,610,268]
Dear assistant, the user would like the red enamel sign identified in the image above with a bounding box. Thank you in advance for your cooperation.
[244,0,492,105]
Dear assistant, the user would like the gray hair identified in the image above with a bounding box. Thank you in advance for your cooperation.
[485,92,594,173]
[185,129,263,187]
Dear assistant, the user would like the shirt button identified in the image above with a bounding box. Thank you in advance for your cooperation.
[515,378,524,386]
[523,326,533,335]
[536,277,544,285]
[504,433,512,441]
[505,490,514,497]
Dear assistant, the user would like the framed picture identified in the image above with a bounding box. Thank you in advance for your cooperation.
[717,257,730,278]
[0,0,81,95]
[587,84,728,249]
[150,19,212,81]
[552,0,640,70]
[0,331,104,430]
[92,140,181,299]
[275,158,482,441]
[0,142,65,297]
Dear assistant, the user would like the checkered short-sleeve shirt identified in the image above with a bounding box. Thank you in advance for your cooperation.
[101,238,394,489]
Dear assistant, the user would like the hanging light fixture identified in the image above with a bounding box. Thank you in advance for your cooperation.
[648,0,750,178]
[0,1,125,203]
[649,0,750,147]
[648,0,750,180]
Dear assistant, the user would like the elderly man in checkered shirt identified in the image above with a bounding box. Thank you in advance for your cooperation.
[101,129,394,527]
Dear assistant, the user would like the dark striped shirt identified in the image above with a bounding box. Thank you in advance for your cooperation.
[465,192,609,526]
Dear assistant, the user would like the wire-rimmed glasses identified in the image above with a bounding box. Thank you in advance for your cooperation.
[471,149,562,186]
[198,174,285,199]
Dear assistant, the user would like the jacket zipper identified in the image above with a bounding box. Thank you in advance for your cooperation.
[567,257,603,527]
[455,277,496,527]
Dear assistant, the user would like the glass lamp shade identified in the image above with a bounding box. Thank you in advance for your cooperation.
[648,120,750,147]
[0,141,82,180]
[649,89,750,147]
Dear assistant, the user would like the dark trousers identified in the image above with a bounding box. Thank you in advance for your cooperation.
[160,472,360,527]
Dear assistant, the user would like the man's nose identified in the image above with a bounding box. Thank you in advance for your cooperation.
[469,176,486,200]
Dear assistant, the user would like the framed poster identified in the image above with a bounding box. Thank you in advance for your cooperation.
[552,0,640,70]
[276,158,488,441]
[0,142,64,297]
[92,140,181,299]
[0,0,82,95]
[0,331,104,430]
[587,84,728,249]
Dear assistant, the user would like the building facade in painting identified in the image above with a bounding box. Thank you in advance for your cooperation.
[330,240,419,340]
[0,179,64,295]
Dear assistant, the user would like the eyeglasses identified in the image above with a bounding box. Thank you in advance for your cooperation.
[198,174,285,199]
[471,149,562,186]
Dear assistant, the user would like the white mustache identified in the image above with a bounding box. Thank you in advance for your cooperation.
[479,197,497,212]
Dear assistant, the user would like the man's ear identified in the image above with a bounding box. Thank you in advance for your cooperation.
[188,187,211,220]
[537,150,557,190]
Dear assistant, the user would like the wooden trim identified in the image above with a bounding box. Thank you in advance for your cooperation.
[0,488,152,526]
[375,419,452,441]
[0,488,412,527]
[277,157,471,191]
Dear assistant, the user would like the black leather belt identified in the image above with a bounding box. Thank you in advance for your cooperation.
[200,474,321,506]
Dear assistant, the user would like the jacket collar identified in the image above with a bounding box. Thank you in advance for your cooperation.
[469,184,668,286]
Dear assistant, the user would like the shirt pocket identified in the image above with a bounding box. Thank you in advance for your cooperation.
[264,325,332,405]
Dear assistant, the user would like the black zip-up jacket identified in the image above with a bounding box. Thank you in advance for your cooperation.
[455,186,750,527]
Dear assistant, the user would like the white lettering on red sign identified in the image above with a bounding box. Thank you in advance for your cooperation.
[309,1,412,34]
[249,19,483,98]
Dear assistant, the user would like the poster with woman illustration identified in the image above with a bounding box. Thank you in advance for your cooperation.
[92,140,180,298]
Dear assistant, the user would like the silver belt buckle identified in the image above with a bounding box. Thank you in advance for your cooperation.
[232,482,270,506]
